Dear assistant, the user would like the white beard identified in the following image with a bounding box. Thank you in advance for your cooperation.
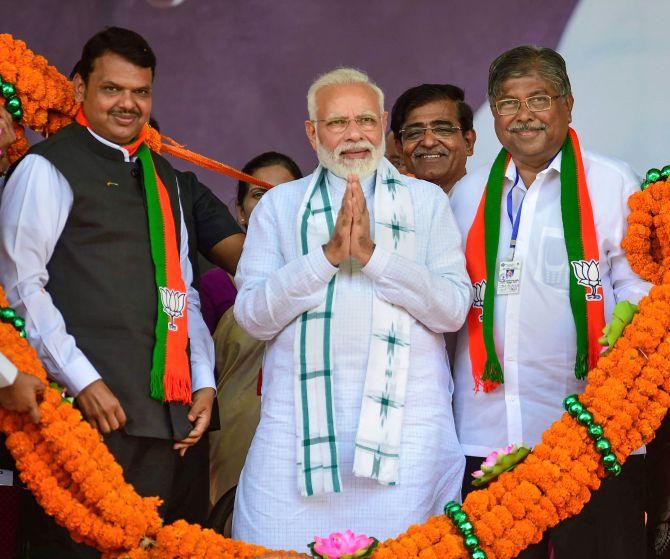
[316,135,385,180]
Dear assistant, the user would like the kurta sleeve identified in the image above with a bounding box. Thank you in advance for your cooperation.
[234,193,338,341]
[361,190,472,333]
[0,351,18,388]
[0,154,101,396]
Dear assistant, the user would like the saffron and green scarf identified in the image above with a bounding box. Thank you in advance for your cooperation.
[76,110,192,404]
[465,128,605,393]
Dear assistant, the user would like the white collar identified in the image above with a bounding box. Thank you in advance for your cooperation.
[505,150,563,188]
[85,127,135,163]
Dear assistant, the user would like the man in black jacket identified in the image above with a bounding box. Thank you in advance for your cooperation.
[0,27,216,557]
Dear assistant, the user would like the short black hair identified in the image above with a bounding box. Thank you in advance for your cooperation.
[390,84,474,141]
[237,152,303,205]
[76,27,156,84]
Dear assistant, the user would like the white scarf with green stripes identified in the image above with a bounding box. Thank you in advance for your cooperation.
[294,158,415,496]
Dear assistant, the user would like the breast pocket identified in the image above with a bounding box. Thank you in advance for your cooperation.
[534,226,569,290]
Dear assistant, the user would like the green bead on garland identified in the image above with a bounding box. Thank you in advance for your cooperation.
[641,165,670,190]
[444,501,486,559]
[563,394,622,477]
[0,307,16,321]
[577,410,593,425]
[1,82,15,98]
[0,74,23,121]
[0,305,26,338]
[646,168,662,183]
[587,423,604,438]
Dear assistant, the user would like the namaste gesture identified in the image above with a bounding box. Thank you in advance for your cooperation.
[323,174,375,266]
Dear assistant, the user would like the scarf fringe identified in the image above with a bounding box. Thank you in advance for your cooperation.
[163,370,192,404]
[482,359,504,385]
[574,352,589,380]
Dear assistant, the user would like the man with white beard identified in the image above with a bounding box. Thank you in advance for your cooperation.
[231,67,471,549]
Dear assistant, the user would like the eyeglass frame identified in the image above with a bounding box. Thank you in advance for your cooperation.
[399,123,463,144]
[493,94,564,116]
[310,113,382,133]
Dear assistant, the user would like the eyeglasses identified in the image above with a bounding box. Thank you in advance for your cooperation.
[399,124,462,144]
[312,114,381,133]
[494,94,563,116]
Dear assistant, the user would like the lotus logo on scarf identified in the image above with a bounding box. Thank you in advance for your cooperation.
[570,259,603,301]
[473,280,486,321]
[159,287,186,330]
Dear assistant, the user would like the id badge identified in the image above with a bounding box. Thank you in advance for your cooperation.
[497,260,521,295]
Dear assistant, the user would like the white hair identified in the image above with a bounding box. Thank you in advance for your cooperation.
[307,67,385,120]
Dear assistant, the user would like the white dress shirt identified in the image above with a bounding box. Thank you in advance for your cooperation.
[449,148,650,458]
[232,170,471,549]
[0,127,214,397]
[0,351,17,388]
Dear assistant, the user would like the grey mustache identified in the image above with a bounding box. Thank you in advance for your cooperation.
[507,123,547,132]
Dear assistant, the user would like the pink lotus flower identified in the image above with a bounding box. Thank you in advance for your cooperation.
[472,444,520,478]
[471,443,531,487]
[311,530,376,559]
[481,450,499,468]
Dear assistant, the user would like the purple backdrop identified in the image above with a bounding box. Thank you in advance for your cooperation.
[12,0,577,204]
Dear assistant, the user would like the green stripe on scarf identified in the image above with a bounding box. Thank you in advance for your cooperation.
[298,169,340,495]
[317,175,340,492]
[137,145,169,401]
[481,149,509,384]
[477,133,593,386]
[560,135,589,379]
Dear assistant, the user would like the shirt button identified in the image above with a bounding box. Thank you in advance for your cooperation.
[131,168,140,178]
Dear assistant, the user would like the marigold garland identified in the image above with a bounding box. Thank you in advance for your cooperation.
[370,178,670,559]
[2,32,670,559]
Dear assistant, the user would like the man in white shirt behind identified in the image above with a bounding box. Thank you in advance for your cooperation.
[450,45,650,559]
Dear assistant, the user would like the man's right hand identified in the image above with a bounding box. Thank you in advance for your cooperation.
[76,379,127,434]
[322,181,354,266]
[0,372,44,423]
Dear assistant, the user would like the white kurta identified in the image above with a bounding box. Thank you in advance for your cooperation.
[233,169,471,550]
[449,148,651,459]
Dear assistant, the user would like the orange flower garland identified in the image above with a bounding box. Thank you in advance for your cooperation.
[0,34,78,162]
[370,178,670,559]
[2,177,669,558]
[0,285,275,556]
[2,30,670,558]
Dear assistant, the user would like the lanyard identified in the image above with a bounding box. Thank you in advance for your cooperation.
[506,171,523,255]
[505,153,558,256]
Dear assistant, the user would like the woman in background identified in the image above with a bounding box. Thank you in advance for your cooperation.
[207,152,302,535]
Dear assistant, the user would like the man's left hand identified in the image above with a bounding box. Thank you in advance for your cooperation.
[348,174,375,265]
[173,387,216,457]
